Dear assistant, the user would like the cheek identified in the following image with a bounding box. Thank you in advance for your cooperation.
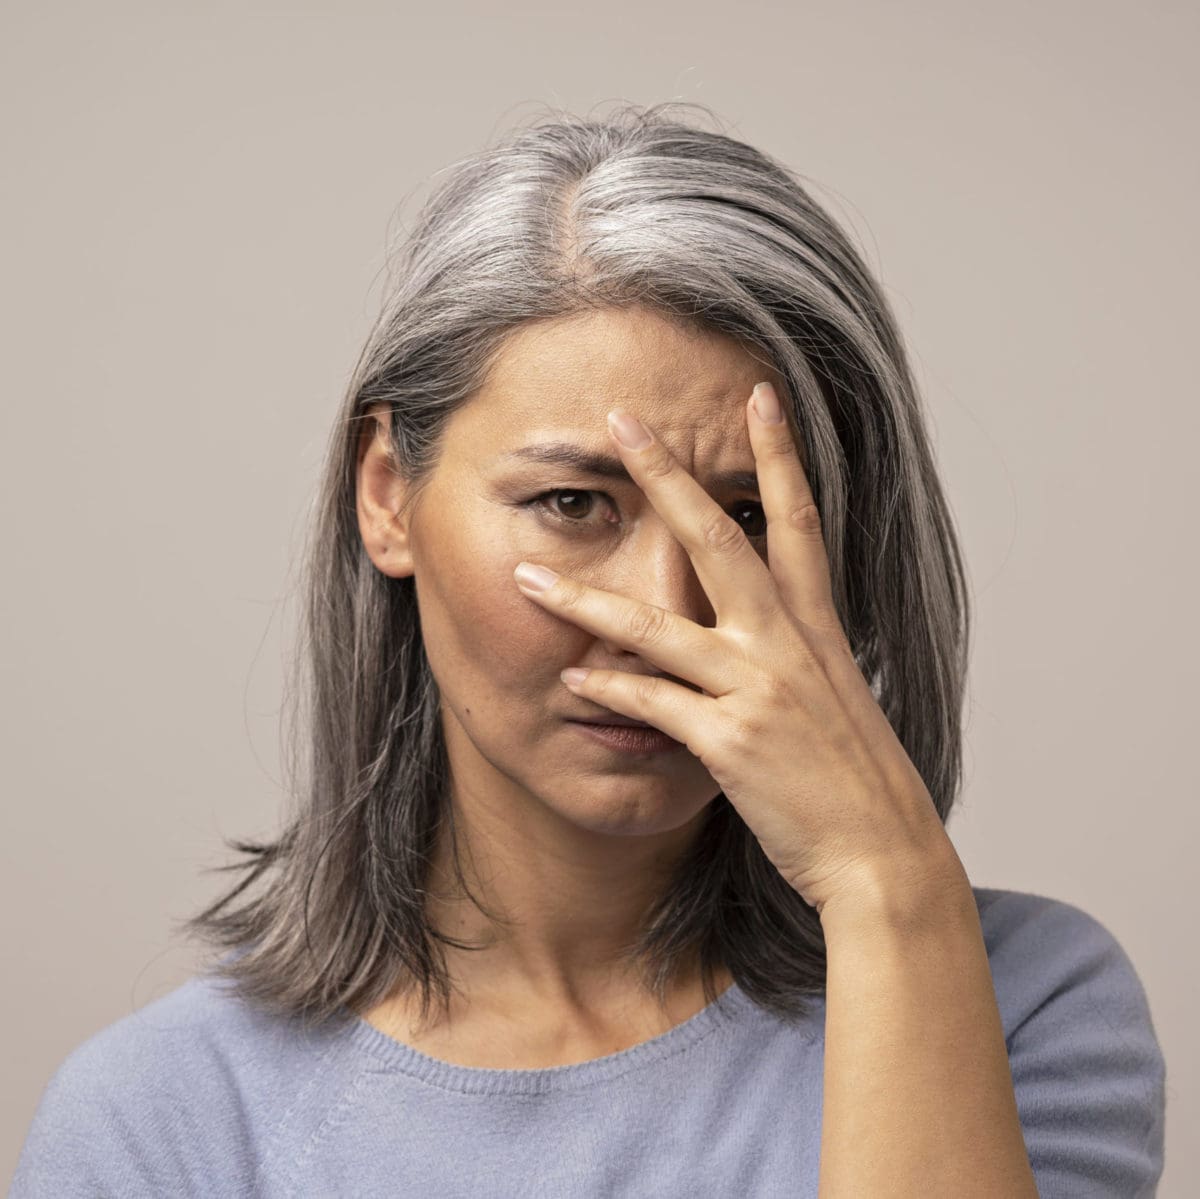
[417,526,585,686]
[474,568,566,669]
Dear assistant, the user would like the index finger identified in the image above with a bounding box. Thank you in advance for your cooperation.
[605,408,777,629]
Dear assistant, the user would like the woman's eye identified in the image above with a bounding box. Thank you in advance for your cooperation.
[527,490,767,539]
[529,490,615,528]
[730,500,768,539]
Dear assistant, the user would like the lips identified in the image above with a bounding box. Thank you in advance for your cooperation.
[570,720,685,754]
[569,716,652,729]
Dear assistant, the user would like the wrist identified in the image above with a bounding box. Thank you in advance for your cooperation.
[816,837,972,942]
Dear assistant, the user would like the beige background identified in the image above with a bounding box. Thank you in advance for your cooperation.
[2,0,1194,1191]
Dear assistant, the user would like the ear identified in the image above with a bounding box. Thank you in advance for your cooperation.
[356,402,416,579]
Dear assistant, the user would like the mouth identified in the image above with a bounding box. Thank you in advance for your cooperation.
[566,718,685,755]
[568,716,653,729]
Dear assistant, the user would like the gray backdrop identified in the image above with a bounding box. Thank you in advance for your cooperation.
[2,0,1193,1191]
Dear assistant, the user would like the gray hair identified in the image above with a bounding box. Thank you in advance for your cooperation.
[179,101,970,1030]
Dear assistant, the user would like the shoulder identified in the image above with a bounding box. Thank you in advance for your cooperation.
[971,886,1158,1037]
[10,967,339,1198]
[971,886,1166,1196]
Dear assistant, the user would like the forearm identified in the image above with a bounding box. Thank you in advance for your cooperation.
[816,850,1039,1198]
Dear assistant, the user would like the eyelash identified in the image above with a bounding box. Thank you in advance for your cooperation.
[524,489,769,539]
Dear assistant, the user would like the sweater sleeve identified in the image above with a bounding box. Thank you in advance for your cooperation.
[988,893,1167,1198]
[9,1010,256,1198]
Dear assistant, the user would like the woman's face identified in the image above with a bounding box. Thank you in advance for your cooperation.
[358,305,789,845]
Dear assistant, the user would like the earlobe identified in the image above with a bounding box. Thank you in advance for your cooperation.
[356,403,415,579]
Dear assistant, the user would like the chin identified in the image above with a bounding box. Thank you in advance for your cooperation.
[553,783,713,840]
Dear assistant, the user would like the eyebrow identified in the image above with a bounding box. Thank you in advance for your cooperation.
[501,443,760,492]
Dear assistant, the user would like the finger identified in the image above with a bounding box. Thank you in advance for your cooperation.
[514,561,739,697]
[746,382,845,642]
[606,409,777,630]
[558,664,713,755]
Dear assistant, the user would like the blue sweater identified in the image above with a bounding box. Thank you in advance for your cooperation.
[10,887,1166,1197]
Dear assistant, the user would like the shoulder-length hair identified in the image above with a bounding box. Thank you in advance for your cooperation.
[179,101,971,1031]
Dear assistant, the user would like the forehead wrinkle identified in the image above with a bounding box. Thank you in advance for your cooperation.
[498,442,760,494]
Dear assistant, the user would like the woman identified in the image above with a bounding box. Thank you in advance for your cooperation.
[12,103,1165,1197]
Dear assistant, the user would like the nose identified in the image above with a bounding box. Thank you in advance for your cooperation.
[596,518,716,662]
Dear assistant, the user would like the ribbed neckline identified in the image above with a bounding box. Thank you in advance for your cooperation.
[334,980,766,1096]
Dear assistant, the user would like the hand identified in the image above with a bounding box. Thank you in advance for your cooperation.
[512,382,954,915]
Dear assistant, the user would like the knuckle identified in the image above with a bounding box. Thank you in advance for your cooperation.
[626,602,669,644]
[633,674,660,709]
[762,673,797,710]
[829,720,860,761]
[725,706,764,747]
[786,502,824,538]
[698,509,747,556]
[762,434,798,462]
[641,451,676,483]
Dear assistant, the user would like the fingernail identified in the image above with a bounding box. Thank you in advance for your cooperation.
[607,410,652,449]
[514,561,558,591]
[752,382,783,424]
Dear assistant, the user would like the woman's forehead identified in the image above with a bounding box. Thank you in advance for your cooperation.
[454,307,782,460]
[481,306,771,395]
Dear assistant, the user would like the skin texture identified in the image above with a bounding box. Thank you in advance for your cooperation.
[353,305,785,1065]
